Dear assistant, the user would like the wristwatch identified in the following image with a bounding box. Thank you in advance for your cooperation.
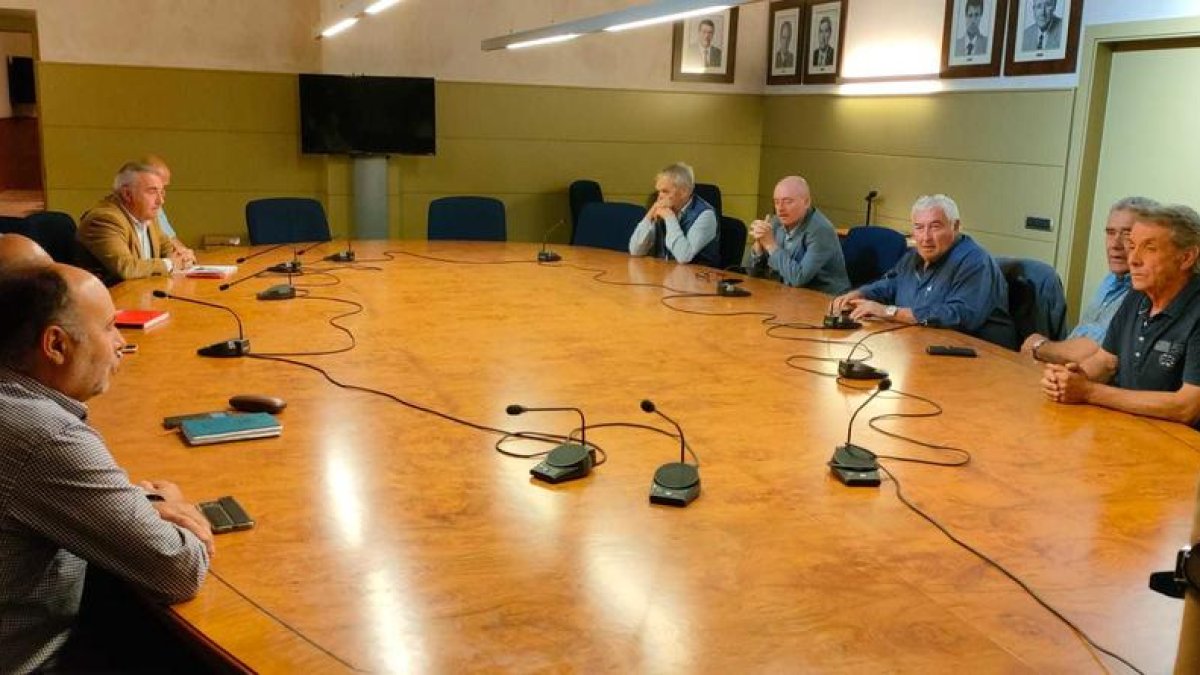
[1177,545,1200,592]
[884,305,898,318]
[1030,337,1049,361]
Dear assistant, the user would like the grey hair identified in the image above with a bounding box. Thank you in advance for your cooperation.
[112,162,158,192]
[911,194,961,224]
[658,162,695,192]
[1110,195,1158,216]
[1132,203,1200,272]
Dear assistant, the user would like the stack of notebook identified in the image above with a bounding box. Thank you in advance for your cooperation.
[180,412,282,446]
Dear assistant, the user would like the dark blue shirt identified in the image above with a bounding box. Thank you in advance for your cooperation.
[858,234,1017,349]
[1102,275,1200,415]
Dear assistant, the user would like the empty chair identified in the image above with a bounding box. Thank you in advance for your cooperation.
[996,257,1068,344]
[573,201,644,252]
[427,196,506,241]
[693,183,722,218]
[840,225,909,288]
[245,198,332,245]
[718,216,747,271]
[24,211,78,263]
[568,180,604,236]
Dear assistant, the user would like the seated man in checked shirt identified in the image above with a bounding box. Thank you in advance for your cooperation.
[0,263,213,673]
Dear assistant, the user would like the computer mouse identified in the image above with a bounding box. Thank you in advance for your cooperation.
[229,394,287,414]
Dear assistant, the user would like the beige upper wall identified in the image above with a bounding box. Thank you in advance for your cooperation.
[0,0,319,72]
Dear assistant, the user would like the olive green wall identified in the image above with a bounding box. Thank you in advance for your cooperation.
[759,90,1076,264]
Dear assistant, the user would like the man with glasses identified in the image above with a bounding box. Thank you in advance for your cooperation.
[831,194,1016,349]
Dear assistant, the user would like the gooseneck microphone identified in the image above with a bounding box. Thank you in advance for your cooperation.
[823,298,861,330]
[152,289,250,358]
[838,322,920,380]
[829,377,891,487]
[864,189,879,226]
[506,404,592,483]
[236,243,285,264]
[325,237,355,263]
[537,220,564,263]
[640,399,700,507]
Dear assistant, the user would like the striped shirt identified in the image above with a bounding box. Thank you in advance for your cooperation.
[0,368,209,673]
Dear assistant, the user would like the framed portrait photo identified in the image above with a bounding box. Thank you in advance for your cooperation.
[672,8,739,83]
[941,0,1005,78]
[767,1,804,85]
[1004,0,1085,76]
[804,0,845,84]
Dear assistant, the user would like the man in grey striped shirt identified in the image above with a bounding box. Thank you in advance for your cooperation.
[0,264,212,673]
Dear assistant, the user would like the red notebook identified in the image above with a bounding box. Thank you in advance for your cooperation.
[115,309,170,329]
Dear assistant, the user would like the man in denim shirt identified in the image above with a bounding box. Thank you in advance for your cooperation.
[745,176,849,295]
[1023,197,1157,364]
[832,194,1017,349]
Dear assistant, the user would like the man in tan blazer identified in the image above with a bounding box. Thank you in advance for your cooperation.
[78,162,194,283]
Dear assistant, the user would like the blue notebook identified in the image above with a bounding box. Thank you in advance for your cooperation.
[180,412,282,446]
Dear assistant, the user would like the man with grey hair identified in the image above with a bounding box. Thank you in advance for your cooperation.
[1042,203,1200,428]
[78,161,195,284]
[832,194,1016,349]
[1021,0,1062,51]
[746,175,849,295]
[1023,196,1157,364]
[628,162,720,268]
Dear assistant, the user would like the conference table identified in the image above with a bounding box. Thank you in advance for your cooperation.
[96,241,1199,673]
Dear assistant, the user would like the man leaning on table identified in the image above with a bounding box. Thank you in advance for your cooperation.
[628,162,720,268]
[0,263,212,672]
[1022,196,1157,364]
[77,161,195,284]
[1042,203,1200,428]
[745,175,850,295]
[831,193,1017,349]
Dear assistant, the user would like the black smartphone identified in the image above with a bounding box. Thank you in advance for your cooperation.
[926,345,977,358]
[199,496,255,534]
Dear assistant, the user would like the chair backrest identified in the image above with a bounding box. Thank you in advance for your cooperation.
[24,211,77,263]
[245,198,331,245]
[0,215,28,235]
[840,225,909,287]
[427,196,507,241]
[694,183,722,218]
[996,257,1068,342]
[573,201,643,252]
[568,180,604,235]
[718,216,747,271]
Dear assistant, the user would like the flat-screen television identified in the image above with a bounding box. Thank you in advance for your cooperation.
[7,56,35,106]
[299,73,436,155]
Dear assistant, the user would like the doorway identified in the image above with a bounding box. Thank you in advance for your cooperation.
[0,10,43,218]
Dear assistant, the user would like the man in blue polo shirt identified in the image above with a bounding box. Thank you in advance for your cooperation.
[628,162,720,268]
[831,194,1017,349]
[1042,203,1200,427]
[1023,196,1158,364]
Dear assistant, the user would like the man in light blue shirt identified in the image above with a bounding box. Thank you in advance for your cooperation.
[1022,197,1157,364]
[745,176,849,295]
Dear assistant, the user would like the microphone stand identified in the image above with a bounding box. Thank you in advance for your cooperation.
[236,243,285,264]
[505,404,592,483]
[152,290,250,357]
[641,399,700,507]
[538,220,564,262]
[829,378,891,487]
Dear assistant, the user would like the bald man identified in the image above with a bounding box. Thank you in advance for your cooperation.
[0,233,52,273]
[142,155,197,263]
[0,264,211,671]
[746,176,850,295]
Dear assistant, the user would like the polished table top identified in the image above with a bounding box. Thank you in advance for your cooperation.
[95,241,1199,673]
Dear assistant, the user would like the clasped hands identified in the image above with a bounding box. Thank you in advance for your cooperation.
[1040,362,1090,405]
[749,214,777,254]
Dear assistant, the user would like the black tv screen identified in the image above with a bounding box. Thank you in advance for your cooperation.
[299,74,436,155]
[7,56,35,106]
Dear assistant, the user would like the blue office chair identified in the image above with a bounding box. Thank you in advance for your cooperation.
[694,183,722,218]
[24,211,78,263]
[841,226,909,287]
[718,216,747,271]
[427,196,507,241]
[573,202,643,252]
[569,180,604,237]
[245,198,332,245]
[996,257,1068,343]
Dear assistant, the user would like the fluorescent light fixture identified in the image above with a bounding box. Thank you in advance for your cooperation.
[507,34,581,50]
[365,0,402,14]
[321,17,359,38]
[482,0,754,52]
[838,79,944,97]
[604,5,728,32]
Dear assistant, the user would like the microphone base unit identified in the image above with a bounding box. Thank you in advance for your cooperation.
[829,443,880,488]
[838,360,888,380]
[268,261,302,274]
[530,443,593,484]
[649,462,700,507]
[537,250,562,263]
[716,280,750,297]
[257,285,297,301]
[823,314,862,330]
[197,338,251,359]
[325,251,356,262]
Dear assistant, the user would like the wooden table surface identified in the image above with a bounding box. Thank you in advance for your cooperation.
[95,241,1199,674]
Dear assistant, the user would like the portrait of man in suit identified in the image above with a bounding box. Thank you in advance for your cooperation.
[1021,0,1063,51]
[953,0,989,58]
[689,18,723,70]
[811,15,835,69]
[773,18,796,74]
